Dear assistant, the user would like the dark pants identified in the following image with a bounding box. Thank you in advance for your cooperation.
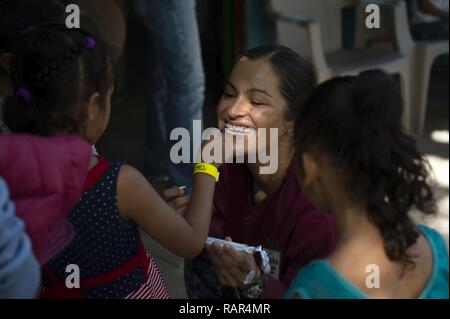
[184,256,238,299]
[411,20,449,41]
[133,0,205,191]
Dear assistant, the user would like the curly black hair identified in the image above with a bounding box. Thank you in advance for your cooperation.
[294,70,436,273]
[3,25,113,136]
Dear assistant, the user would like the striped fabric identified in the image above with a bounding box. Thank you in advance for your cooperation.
[125,254,169,299]
[39,158,170,299]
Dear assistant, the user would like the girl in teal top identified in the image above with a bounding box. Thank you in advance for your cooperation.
[286,225,448,299]
[287,70,449,299]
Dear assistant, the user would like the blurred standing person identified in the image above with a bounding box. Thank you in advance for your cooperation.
[133,0,205,192]
[410,0,449,40]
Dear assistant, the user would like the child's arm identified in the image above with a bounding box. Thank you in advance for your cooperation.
[0,178,40,299]
[117,164,216,259]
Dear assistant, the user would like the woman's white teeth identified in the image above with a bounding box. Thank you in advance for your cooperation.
[225,124,255,135]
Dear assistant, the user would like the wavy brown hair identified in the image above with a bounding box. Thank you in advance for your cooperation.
[294,70,436,273]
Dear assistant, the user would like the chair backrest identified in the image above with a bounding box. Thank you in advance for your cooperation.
[392,1,415,53]
[354,0,395,49]
[269,0,355,59]
[354,0,415,53]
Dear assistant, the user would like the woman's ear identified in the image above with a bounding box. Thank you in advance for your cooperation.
[0,53,15,74]
[86,92,101,121]
[301,153,319,188]
[287,121,294,137]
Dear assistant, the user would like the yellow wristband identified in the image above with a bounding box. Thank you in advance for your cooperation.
[193,163,220,182]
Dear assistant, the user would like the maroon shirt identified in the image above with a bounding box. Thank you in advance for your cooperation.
[209,161,337,299]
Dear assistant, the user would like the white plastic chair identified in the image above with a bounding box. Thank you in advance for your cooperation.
[413,41,449,134]
[266,0,413,130]
[356,0,449,135]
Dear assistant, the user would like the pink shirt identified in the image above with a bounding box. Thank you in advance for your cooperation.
[0,134,91,264]
[210,161,337,299]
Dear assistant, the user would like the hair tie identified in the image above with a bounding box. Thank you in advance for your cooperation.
[85,36,96,50]
[17,87,32,103]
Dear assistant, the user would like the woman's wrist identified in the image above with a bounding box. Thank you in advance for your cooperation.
[253,267,262,283]
[240,270,268,299]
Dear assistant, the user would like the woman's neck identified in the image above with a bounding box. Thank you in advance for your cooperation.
[247,140,294,196]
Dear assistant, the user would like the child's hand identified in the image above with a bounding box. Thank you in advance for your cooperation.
[163,186,191,216]
[199,130,249,168]
[205,237,261,289]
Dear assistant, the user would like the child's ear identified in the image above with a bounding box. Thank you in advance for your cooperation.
[86,92,101,121]
[0,53,15,73]
[301,153,319,188]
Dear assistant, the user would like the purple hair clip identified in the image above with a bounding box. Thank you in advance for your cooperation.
[17,87,32,103]
[85,36,96,50]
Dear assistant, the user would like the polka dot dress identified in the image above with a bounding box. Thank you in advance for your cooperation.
[40,158,168,299]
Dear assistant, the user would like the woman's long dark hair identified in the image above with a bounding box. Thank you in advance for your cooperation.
[295,70,436,272]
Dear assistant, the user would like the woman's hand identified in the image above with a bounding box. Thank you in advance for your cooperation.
[163,186,191,215]
[205,237,261,288]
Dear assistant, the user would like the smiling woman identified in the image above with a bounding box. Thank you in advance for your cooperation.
[165,45,337,299]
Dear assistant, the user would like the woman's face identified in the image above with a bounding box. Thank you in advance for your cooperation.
[217,57,292,159]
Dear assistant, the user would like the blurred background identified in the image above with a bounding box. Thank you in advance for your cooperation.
[66,0,448,297]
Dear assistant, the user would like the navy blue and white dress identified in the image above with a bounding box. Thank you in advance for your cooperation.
[39,157,169,299]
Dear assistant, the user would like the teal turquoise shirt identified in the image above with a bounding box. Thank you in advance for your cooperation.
[285,225,449,299]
